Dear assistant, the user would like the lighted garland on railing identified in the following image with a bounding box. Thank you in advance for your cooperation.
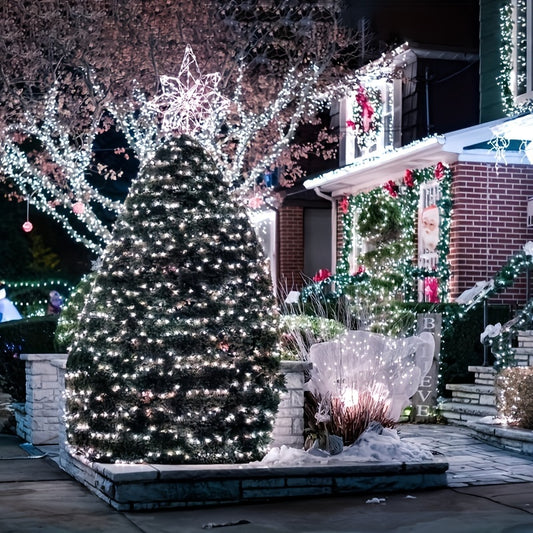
[460,246,533,314]
[488,299,533,371]
[465,244,533,370]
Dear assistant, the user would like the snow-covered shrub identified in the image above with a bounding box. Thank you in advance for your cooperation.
[306,330,435,445]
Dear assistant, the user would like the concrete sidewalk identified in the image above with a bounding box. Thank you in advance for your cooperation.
[1,425,533,532]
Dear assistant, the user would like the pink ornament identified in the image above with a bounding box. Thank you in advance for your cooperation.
[72,201,85,214]
[22,221,33,232]
[248,196,263,209]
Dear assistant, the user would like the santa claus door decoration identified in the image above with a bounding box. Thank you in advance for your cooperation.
[418,181,441,303]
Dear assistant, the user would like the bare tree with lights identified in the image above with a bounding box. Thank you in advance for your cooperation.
[0,86,159,255]
[0,0,367,244]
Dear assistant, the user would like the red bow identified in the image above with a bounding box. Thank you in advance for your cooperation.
[352,265,365,276]
[313,269,332,283]
[356,86,374,132]
[404,169,414,188]
[339,196,350,214]
[434,162,445,180]
[383,180,399,198]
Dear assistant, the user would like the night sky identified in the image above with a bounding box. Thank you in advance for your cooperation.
[344,0,479,50]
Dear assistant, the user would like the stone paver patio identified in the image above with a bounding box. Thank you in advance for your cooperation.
[398,423,533,487]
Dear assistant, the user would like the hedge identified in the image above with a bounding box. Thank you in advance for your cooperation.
[0,315,59,402]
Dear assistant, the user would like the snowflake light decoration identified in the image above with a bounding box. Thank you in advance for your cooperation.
[148,45,228,136]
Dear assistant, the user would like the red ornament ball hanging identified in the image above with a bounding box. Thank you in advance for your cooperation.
[72,201,85,215]
[22,221,33,233]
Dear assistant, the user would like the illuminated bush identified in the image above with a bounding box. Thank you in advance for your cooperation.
[496,367,533,429]
[54,273,96,352]
[65,136,281,464]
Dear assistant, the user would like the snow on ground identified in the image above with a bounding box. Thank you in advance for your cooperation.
[469,416,506,426]
[260,424,434,465]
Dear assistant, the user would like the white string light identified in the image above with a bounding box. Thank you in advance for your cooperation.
[65,136,281,464]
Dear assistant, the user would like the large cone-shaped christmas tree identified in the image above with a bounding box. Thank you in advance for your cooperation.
[65,136,281,464]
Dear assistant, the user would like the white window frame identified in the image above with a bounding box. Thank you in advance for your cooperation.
[339,78,400,166]
[347,209,376,275]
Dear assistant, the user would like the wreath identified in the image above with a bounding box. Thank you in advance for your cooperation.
[346,85,383,149]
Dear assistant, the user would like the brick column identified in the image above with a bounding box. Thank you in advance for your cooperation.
[278,205,305,289]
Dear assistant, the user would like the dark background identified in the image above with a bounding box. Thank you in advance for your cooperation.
[345,0,479,50]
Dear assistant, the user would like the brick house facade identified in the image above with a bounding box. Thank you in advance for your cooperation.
[275,0,533,308]
[276,120,533,308]
[449,160,533,304]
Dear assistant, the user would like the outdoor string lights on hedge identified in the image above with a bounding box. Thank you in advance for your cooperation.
[64,135,283,465]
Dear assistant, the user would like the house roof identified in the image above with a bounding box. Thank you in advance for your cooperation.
[355,42,478,81]
[304,115,532,198]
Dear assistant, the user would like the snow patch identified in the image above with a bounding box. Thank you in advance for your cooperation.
[469,416,506,426]
[366,497,386,504]
[261,425,434,465]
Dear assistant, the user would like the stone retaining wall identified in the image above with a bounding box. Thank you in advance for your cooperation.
[514,331,533,367]
[271,360,311,449]
[60,446,448,511]
[16,354,450,511]
[15,355,310,451]
[469,422,533,457]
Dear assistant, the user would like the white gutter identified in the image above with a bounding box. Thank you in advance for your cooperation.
[314,187,337,274]
[304,117,518,197]
[304,136,447,196]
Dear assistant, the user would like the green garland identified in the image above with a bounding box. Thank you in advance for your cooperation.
[339,163,452,304]
[498,0,533,116]
[466,247,533,370]
[302,162,453,334]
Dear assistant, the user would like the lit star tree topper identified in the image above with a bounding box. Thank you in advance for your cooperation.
[147,45,229,137]
[146,43,344,198]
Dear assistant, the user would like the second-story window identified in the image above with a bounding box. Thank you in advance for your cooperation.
[340,79,400,166]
